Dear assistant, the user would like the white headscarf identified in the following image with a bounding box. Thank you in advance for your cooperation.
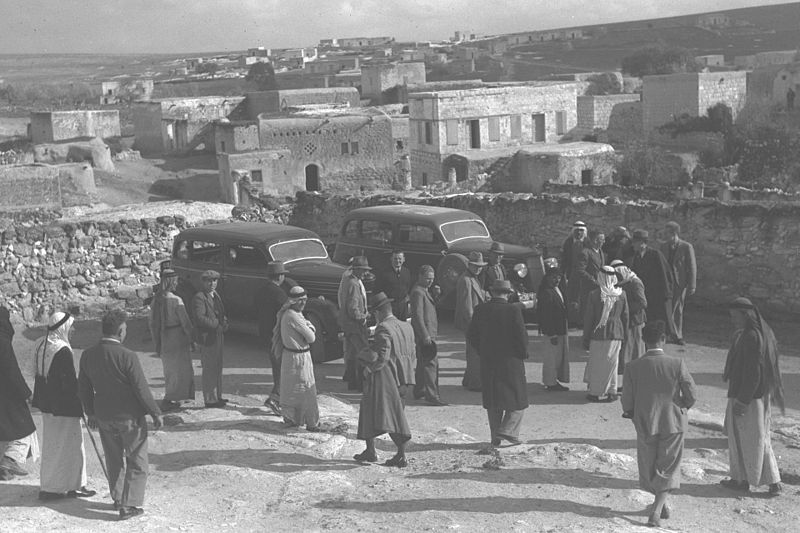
[596,268,623,331]
[34,311,75,377]
[611,260,639,284]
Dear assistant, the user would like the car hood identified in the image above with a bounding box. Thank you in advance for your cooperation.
[448,240,538,259]
[287,259,348,281]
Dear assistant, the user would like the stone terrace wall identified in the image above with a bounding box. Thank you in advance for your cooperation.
[0,166,62,210]
[290,192,800,317]
[0,215,225,322]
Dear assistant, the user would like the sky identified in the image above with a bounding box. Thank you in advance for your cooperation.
[1,0,795,54]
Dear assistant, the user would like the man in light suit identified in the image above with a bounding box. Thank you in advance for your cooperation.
[455,251,488,391]
[338,256,371,391]
[192,270,229,408]
[622,320,697,528]
[660,222,696,345]
[410,265,446,406]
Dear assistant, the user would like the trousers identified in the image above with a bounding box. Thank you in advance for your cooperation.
[487,408,525,441]
[97,416,149,508]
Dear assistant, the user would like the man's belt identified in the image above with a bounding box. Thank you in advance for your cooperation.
[283,345,310,353]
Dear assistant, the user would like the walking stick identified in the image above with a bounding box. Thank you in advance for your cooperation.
[81,414,109,482]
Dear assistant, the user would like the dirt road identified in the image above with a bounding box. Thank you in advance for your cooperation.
[2,307,799,532]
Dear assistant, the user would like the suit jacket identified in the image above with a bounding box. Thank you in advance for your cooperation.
[78,339,161,421]
[582,289,628,344]
[481,262,508,291]
[454,271,487,332]
[468,298,529,411]
[375,265,412,320]
[619,277,647,326]
[626,246,674,303]
[410,284,438,343]
[622,349,697,436]
[337,272,368,334]
[537,285,568,336]
[561,235,586,278]
[0,308,36,441]
[192,290,226,346]
[576,246,605,300]
[660,239,697,292]
[254,281,288,342]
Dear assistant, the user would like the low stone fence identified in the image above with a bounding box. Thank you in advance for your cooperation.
[290,192,800,317]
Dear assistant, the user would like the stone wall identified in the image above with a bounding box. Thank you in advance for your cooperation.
[0,215,227,321]
[30,110,121,144]
[576,94,641,134]
[289,192,800,317]
[0,166,62,210]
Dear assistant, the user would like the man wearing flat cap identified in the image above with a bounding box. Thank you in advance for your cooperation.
[338,256,372,391]
[482,242,507,291]
[192,270,229,408]
[255,261,294,414]
[455,251,489,391]
[626,230,676,340]
[355,292,415,467]
[468,279,530,447]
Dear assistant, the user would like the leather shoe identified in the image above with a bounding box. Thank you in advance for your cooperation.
[119,507,144,520]
[353,451,378,463]
[424,397,448,406]
[263,398,281,416]
[0,457,28,476]
[67,487,97,498]
[383,455,408,468]
[546,383,569,392]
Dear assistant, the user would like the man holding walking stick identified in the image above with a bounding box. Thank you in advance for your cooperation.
[78,309,162,521]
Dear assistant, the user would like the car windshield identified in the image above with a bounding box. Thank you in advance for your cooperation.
[269,238,329,263]
[439,219,491,243]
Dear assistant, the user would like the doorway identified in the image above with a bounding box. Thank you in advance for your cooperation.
[305,164,320,191]
[532,114,545,142]
[581,169,593,185]
[469,120,481,149]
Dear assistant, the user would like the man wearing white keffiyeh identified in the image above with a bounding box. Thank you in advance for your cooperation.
[583,266,629,402]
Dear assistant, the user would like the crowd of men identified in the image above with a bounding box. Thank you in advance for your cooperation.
[0,220,787,527]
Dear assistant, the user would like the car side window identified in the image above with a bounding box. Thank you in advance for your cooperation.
[343,219,359,238]
[398,224,437,244]
[226,244,266,269]
[175,240,190,260]
[191,240,222,264]
[361,220,393,244]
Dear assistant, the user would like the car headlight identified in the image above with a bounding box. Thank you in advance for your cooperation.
[513,263,528,279]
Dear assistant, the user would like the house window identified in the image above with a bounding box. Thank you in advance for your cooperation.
[422,172,428,185]
[190,241,221,264]
[424,121,433,144]
[510,115,522,139]
[361,220,393,244]
[220,141,226,152]
[469,119,481,148]
[396,140,404,151]
[488,116,500,142]
[532,113,546,142]
[446,120,459,145]
[251,170,263,182]
[556,111,566,135]
[350,141,359,154]
[341,142,349,155]
[581,169,593,185]
[417,122,425,145]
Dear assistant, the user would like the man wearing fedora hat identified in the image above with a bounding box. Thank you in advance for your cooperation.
[482,242,507,291]
[410,265,447,406]
[192,270,229,408]
[455,251,489,391]
[468,279,530,446]
[338,256,372,391]
[355,292,415,467]
[627,230,676,341]
[255,261,294,414]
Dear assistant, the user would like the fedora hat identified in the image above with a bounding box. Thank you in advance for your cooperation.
[631,229,649,242]
[489,242,505,254]
[467,251,487,266]
[201,269,220,280]
[489,279,514,293]
[160,268,178,279]
[369,291,393,310]
[351,256,372,270]
[267,261,288,276]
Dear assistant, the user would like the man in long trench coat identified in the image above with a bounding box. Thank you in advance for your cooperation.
[467,279,530,447]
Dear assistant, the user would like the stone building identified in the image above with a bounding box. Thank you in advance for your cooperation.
[771,63,800,106]
[361,62,426,104]
[408,82,579,185]
[696,13,730,28]
[511,143,615,192]
[576,94,641,137]
[216,111,395,197]
[132,97,245,155]
[305,57,360,75]
[734,50,797,70]
[100,78,154,105]
[695,55,726,68]
[30,110,121,144]
[641,71,747,132]
[244,88,360,116]
[336,36,394,48]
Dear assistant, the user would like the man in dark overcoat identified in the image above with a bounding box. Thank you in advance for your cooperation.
[467,279,530,447]
[374,250,412,321]
[660,222,696,345]
[626,230,676,338]
[573,229,605,326]
[0,305,37,481]
[254,261,292,414]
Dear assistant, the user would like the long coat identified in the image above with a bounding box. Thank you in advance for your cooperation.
[537,285,568,337]
[337,272,368,334]
[660,239,697,293]
[374,266,413,320]
[454,272,487,332]
[467,298,529,411]
[619,277,647,326]
[0,307,36,441]
[575,246,605,303]
[626,246,673,321]
[409,284,438,343]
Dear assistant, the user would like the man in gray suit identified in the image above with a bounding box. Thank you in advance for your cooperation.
[622,320,697,528]
[410,265,446,406]
[660,222,696,345]
[192,270,229,408]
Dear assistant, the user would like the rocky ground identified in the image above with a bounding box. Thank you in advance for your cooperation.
[2,306,799,532]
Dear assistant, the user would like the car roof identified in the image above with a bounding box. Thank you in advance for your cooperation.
[177,222,321,244]
[345,205,483,225]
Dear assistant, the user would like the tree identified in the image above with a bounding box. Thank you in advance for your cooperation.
[196,62,219,78]
[621,46,701,77]
[245,61,277,91]
[585,72,622,95]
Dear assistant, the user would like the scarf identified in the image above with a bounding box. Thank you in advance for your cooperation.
[596,270,622,331]
[34,311,75,377]
[613,264,639,285]
[724,298,785,414]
